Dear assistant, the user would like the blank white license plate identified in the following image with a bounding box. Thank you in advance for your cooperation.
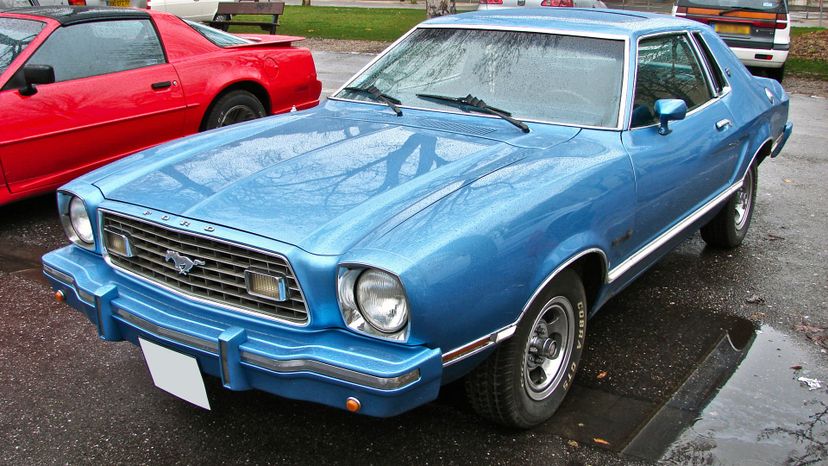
[139,338,211,410]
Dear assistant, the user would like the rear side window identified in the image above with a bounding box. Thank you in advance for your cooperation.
[184,19,250,47]
[631,34,714,128]
[28,19,164,82]
[692,32,728,95]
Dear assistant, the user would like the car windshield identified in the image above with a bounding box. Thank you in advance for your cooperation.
[184,19,251,47]
[678,0,785,11]
[334,27,626,128]
[0,17,45,75]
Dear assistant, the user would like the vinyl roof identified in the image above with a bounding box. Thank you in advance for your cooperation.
[0,6,150,25]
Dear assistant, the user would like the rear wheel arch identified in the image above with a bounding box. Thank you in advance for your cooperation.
[199,80,272,131]
[752,138,774,167]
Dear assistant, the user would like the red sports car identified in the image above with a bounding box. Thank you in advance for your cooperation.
[0,6,321,205]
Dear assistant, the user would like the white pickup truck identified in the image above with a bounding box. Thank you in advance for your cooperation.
[20,0,221,22]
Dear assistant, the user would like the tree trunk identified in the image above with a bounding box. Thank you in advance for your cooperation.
[425,0,456,17]
[301,0,311,5]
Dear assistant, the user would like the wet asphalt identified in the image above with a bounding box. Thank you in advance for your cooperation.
[1,74,827,463]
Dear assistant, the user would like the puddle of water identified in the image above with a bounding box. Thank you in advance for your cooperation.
[663,325,828,465]
[0,242,48,274]
[537,301,827,465]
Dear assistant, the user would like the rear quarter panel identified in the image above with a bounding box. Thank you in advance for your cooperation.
[696,28,790,173]
[153,14,320,131]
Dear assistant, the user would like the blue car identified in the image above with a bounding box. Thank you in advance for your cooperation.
[43,8,792,428]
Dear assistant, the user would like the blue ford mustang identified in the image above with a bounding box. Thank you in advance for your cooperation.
[43,8,792,428]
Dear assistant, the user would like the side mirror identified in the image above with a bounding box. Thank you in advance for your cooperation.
[19,64,55,97]
[654,99,687,136]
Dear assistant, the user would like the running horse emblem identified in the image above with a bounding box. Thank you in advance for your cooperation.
[165,250,206,275]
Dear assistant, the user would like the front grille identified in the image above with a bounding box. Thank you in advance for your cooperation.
[102,212,308,324]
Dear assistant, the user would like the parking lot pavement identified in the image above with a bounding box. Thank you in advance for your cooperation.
[1,61,826,463]
[313,51,375,97]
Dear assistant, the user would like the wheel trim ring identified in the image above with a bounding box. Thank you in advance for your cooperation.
[523,296,576,401]
[218,104,259,127]
[734,168,754,230]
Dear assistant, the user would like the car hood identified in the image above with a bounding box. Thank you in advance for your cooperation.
[93,103,579,255]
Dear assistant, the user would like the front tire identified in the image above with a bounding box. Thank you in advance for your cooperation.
[465,269,587,428]
[701,163,757,248]
[204,90,266,130]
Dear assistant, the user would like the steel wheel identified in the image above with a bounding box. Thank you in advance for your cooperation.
[465,269,587,428]
[524,296,575,401]
[733,167,754,230]
[203,90,266,131]
[218,104,259,127]
[701,163,758,249]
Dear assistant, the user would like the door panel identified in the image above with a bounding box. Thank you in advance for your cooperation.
[0,18,189,194]
[0,64,187,193]
[622,100,741,252]
[621,33,743,254]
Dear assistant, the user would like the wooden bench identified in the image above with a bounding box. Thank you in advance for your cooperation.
[209,1,285,35]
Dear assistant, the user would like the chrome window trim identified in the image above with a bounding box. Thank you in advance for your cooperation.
[627,30,722,130]
[98,208,311,327]
[689,30,733,98]
[329,25,630,131]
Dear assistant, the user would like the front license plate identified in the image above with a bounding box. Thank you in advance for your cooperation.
[714,23,751,35]
[107,0,131,6]
[139,338,211,410]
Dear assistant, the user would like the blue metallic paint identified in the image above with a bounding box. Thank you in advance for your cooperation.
[43,8,792,417]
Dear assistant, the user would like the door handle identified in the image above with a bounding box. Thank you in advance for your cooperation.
[151,81,172,90]
[715,119,732,131]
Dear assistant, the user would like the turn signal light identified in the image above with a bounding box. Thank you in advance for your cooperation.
[68,0,86,4]
[345,397,361,413]
[55,290,65,303]
[479,0,503,4]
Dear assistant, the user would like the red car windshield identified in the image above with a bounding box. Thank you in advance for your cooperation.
[0,17,44,75]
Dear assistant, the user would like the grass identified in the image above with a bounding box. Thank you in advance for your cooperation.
[231,6,425,41]
[787,58,828,79]
[791,26,826,38]
[789,27,828,79]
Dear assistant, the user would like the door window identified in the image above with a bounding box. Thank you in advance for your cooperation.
[631,34,714,128]
[27,19,165,82]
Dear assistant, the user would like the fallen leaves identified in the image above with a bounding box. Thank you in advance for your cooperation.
[593,438,610,446]
[794,323,828,349]
[596,370,608,380]
[745,295,765,305]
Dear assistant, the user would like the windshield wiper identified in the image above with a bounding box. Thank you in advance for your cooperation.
[719,6,769,15]
[342,85,403,116]
[416,93,529,133]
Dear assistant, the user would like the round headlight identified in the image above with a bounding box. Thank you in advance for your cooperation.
[68,196,94,244]
[355,269,408,333]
